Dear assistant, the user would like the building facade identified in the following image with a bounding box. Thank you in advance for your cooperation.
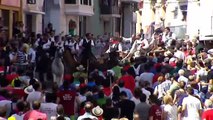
[99,0,121,37]
[140,0,209,39]
[120,0,139,37]
[0,0,22,38]
[22,0,45,34]
[44,0,94,36]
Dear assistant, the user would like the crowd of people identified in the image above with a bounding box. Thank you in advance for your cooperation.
[0,22,213,120]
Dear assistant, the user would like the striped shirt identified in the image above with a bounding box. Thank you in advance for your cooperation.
[17,51,27,64]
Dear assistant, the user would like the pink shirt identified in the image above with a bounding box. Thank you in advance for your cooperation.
[24,110,47,120]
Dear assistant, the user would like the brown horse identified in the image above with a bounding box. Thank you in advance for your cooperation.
[63,48,79,74]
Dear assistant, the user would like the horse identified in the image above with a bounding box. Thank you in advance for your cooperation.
[52,46,64,86]
[63,47,80,74]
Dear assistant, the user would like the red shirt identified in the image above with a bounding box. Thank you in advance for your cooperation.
[57,90,77,115]
[4,87,26,99]
[102,87,111,97]
[119,75,135,93]
[152,73,160,84]
[0,66,4,72]
[149,104,162,120]
[6,74,19,84]
[202,109,213,120]
[24,110,47,120]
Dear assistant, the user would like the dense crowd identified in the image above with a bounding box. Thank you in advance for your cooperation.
[0,22,213,120]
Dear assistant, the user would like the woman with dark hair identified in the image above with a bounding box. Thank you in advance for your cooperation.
[131,87,142,105]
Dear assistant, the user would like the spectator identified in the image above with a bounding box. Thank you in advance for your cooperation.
[162,95,178,120]
[181,87,202,120]
[26,82,44,106]
[117,91,135,120]
[57,80,77,119]
[103,98,119,120]
[23,101,47,120]
[134,93,150,120]
[77,102,98,120]
[148,95,162,120]
[202,99,213,120]
[40,93,58,119]
[8,101,26,120]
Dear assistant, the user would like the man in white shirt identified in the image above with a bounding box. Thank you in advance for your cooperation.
[77,102,98,120]
[123,33,149,60]
[162,27,176,48]
[174,47,185,60]
[181,87,202,120]
[26,82,44,107]
[78,33,95,67]
[40,94,58,120]
[178,69,188,85]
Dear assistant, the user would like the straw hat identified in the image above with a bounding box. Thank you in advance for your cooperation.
[92,106,103,117]
[76,65,85,71]
[24,85,35,94]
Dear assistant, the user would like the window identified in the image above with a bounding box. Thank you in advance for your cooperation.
[80,0,92,6]
[64,0,76,4]
[27,0,36,4]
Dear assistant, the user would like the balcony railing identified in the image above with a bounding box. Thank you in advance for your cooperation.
[100,5,120,15]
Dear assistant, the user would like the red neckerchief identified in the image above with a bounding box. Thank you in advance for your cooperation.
[111,40,119,44]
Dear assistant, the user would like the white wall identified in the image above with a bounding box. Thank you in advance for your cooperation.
[199,0,213,39]
[186,0,200,38]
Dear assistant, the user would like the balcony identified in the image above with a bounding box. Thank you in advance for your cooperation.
[23,0,45,14]
[120,0,140,3]
[64,0,94,16]
[100,5,120,21]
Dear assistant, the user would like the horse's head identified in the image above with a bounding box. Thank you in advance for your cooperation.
[55,46,64,58]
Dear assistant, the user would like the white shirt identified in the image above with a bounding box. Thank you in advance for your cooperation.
[129,39,149,58]
[40,103,58,120]
[163,104,178,120]
[42,40,52,50]
[77,112,98,120]
[79,38,94,47]
[133,64,141,76]
[26,91,44,106]
[162,32,176,43]
[28,48,36,63]
[196,67,208,82]
[182,95,202,120]
[9,52,16,62]
[154,83,166,99]
[34,38,41,48]
[174,50,185,60]
[178,76,188,85]
[139,72,154,86]
[121,37,133,52]
[131,97,140,106]
[141,88,151,104]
